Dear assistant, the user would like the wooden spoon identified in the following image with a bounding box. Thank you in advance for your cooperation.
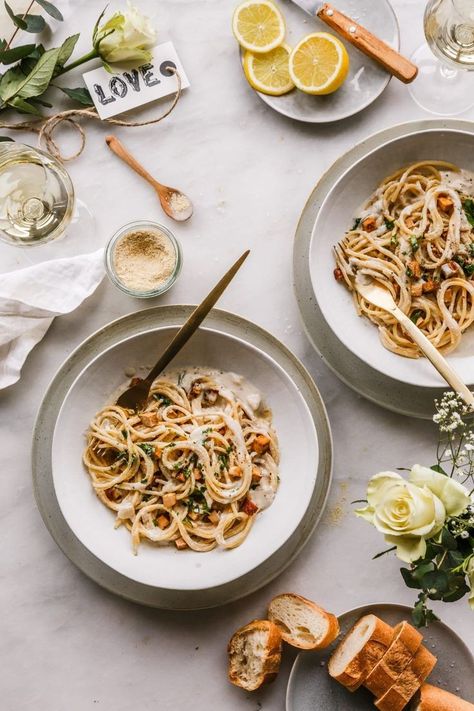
[116,250,250,411]
[353,273,474,408]
[105,135,193,222]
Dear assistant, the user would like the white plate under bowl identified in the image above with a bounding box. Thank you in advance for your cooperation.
[310,126,474,389]
[52,326,318,591]
[287,603,474,711]
[244,0,398,124]
[34,306,332,608]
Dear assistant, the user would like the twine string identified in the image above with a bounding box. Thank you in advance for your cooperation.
[0,68,182,161]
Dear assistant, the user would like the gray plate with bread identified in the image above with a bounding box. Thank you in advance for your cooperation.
[286,602,474,710]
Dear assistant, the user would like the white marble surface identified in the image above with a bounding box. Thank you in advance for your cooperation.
[1,1,473,709]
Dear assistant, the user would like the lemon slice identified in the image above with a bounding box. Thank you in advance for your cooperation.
[243,44,294,96]
[289,32,349,95]
[232,1,285,54]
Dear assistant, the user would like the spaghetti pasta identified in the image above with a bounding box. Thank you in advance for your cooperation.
[83,368,279,553]
[334,160,474,358]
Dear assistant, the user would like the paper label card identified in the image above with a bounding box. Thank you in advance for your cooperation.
[82,41,190,120]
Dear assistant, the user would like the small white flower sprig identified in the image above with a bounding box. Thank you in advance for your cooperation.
[356,392,474,627]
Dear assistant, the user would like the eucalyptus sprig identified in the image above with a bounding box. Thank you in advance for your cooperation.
[0,1,157,122]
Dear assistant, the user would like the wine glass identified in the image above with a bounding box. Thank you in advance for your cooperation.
[0,142,96,272]
[409,0,474,116]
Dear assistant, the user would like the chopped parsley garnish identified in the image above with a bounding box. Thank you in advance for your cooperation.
[121,429,128,438]
[115,450,129,461]
[406,266,413,278]
[410,236,419,253]
[139,443,154,456]
[384,217,395,230]
[153,393,171,407]
[390,233,399,247]
[462,198,474,228]
[352,217,361,230]
[218,452,229,471]
[186,486,210,513]
[453,254,474,276]
[468,243,474,258]
[410,310,423,324]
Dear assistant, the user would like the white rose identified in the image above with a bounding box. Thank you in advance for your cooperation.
[95,3,157,65]
[409,465,471,516]
[464,555,474,610]
[356,471,447,563]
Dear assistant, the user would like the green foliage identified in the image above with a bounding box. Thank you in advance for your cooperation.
[463,198,474,228]
[0,2,100,120]
[35,0,63,21]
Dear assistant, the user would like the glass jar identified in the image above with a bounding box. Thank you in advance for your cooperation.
[105,220,182,298]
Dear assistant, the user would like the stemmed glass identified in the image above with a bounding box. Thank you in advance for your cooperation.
[409,0,474,116]
[0,142,95,272]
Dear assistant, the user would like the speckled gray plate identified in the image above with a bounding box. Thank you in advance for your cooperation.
[293,118,474,419]
[241,0,399,123]
[32,306,332,610]
[287,603,474,710]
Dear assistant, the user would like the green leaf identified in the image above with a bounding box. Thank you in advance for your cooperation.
[7,95,41,114]
[54,34,79,74]
[28,95,52,107]
[5,2,27,29]
[0,135,13,141]
[401,567,422,590]
[412,561,435,581]
[92,5,108,43]
[442,577,470,602]
[22,14,46,33]
[423,569,449,593]
[0,65,25,101]
[441,527,457,551]
[1,43,36,65]
[412,599,439,628]
[35,0,63,21]
[463,199,474,228]
[57,85,93,106]
[20,44,44,74]
[1,46,59,101]
[430,464,448,476]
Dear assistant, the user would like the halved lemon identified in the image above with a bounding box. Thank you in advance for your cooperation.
[243,44,294,96]
[232,1,285,54]
[289,32,349,95]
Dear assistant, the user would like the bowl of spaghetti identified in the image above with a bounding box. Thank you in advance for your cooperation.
[309,126,474,389]
[51,321,321,592]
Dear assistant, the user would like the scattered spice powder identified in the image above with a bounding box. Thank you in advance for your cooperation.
[113,228,177,292]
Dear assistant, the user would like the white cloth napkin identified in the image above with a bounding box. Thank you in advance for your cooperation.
[0,249,105,389]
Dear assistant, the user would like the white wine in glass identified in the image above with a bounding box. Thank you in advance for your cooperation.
[409,0,474,115]
[0,142,75,246]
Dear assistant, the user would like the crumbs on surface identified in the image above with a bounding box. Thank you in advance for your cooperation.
[113,228,176,292]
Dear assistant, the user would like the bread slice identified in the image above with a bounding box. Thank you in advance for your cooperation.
[375,645,437,711]
[228,619,282,691]
[267,593,339,650]
[413,684,474,711]
[364,620,423,696]
[328,614,394,690]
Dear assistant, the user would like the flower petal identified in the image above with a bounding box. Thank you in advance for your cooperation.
[410,465,471,516]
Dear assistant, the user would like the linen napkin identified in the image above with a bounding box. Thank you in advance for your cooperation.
[0,249,105,389]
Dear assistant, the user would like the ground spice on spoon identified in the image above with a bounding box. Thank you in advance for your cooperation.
[113,227,176,292]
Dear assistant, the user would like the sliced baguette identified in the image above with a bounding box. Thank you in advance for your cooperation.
[228,619,282,691]
[375,645,437,711]
[413,684,474,711]
[328,614,394,690]
[267,593,339,650]
[364,620,423,696]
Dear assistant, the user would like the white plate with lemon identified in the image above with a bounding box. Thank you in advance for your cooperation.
[232,0,400,123]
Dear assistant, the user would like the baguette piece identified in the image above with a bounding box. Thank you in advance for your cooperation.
[413,684,474,711]
[228,620,282,691]
[364,621,423,696]
[328,614,394,690]
[267,593,339,650]
[375,645,437,711]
